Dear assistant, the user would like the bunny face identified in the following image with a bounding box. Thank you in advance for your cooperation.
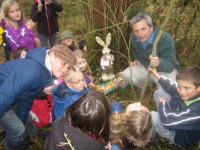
[102,47,110,54]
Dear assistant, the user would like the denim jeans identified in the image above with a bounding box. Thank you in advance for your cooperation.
[152,89,176,144]
[151,111,176,144]
[111,144,121,150]
[110,101,124,113]
[38,32,57,48]
[0,108,25,150]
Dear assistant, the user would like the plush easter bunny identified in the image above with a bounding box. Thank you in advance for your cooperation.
[96,33,115,81]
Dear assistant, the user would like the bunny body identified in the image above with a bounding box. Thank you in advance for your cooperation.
[96,33,115,81]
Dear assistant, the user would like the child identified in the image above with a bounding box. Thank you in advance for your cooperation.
[45,91,111,150]
[12,47,28,59]
[0,0,39,52]
[60,30,79,51]
[0,45,76,150]
[78,40,87,52]
[74,49,96,88]
[52,65,89,120]
[110,102,152,149]
[149,66,200,148]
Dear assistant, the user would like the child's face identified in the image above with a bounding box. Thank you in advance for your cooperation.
[177,79,200,100]
[76,57,87,72]
[125,102,149,115]
[8,4,22,22]
[61,38,73,46]
[66,72,86,91]
[49,52,69,78]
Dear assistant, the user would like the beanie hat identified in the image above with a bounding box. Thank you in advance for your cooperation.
[50,45,76,67]
[60,31,74,41]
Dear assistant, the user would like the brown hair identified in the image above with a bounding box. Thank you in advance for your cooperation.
[0,0,26,29]
[65,91,111,142]
[176,66,200,88]
[49,45,76,68]
[12,47,28,59]
[110,110,152,147]
[74,49,91,74]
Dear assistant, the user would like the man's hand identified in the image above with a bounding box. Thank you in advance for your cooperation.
[149,55,160,67]
[43,85,55,95]
[130,60,141,67]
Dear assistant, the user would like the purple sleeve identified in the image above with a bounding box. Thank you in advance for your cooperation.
[83,73,91,84]
[3,20,37,52]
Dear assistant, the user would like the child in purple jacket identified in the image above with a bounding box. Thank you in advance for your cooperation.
[0,0,39,52]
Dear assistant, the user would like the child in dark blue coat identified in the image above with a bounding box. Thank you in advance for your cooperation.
[52,66,89,120]
[149,66,200,148]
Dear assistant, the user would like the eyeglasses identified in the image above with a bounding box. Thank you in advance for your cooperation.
[8,8,21,15]
[67,78,86,84]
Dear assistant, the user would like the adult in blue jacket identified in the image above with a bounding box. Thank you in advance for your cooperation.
[0,45,76,150]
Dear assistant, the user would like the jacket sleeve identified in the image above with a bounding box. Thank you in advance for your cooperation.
[0,64,47,123]
[30,3,43,22]
[51,0,63,12]
[156,32,179,72]
[158,76,178,98]
[159,101,200,131]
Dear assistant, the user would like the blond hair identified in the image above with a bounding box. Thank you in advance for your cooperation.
[0,0,26,29]
[110,110,152,147]
[74,49,91,74]
[63,65,82,82]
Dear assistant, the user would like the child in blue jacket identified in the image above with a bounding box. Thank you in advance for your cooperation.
[52,66,89,120]
[149,66,200,148]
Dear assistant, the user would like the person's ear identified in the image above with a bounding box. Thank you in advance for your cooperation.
[48,51,56,60]
[197,86,200,92]
[65,81,71,87]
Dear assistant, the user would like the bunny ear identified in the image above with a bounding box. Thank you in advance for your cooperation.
[95,36,106,47]
[105,33,111,47]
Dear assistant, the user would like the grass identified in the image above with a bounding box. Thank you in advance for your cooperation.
[0,0,200,149]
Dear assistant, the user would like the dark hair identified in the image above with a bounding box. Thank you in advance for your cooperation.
[13,47,28,59]
[78,40,87,50]
[65,91,111,142]
[176,66,200,88]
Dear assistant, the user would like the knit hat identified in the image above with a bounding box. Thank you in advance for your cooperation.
[60,31,74,41]
[49,45,76,67]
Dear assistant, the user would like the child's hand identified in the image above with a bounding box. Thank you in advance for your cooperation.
[26,19,35,30]
[148,66,161,80]
[158,97,167,103]
[43,85,55,95]
[35,38,40,47]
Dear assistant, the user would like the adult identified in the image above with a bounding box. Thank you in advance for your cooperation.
[31,0,62,47]
[122,12,179,89]
[0,45,76,150]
